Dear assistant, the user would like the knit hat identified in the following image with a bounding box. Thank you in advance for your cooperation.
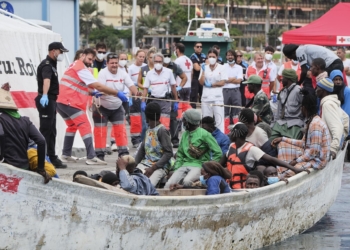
[330,70,343,80]
[183,109,201,125]
[283,44,299,58]
[145,102,161,121]
[317,78,334,92]
[282,69,298,82]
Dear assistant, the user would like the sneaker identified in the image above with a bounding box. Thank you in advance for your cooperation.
[51,158,68,169]
[111,143,118,152]
[132,143,140,148]
[60,155,77,163]
[86,157,107,165]
[97,155,105,161]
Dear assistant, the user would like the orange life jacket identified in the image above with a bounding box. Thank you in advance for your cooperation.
[226,142,254,189]
[245,66,271,99]
[284,61,301,81]
[57,60,92,110]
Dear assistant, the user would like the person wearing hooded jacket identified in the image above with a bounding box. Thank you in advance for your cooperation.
[330,70,350,117]
[315,78,349,159]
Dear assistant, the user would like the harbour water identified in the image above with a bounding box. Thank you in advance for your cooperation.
[261,164,350,250]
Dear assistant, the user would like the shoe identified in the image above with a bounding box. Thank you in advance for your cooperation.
[104,148,112,155]
[111,143,118,152]
[51,158,68,169]
[172,142,179,148]
[97,155,105,161]
[133,143,140,148]
[59,155,77,163]
[86,157,107,165]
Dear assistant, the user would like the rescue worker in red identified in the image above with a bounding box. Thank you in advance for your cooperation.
[57,48,130,165]
[93,53,140,161]
[245,52,274,100]
[220,123,305,189]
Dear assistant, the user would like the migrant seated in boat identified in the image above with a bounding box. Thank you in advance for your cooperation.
[201,116,230,155]
[272,90,331,179]
[238,108,277,165]
[0,83,51,184]
[220,123,304,189]
[330,69,350,158]
[263,166,280,185]
[134,102,173,187]
[117,155,159,195]
[164,109,222,189]
[315,71,349,160]
[270,69,304,141]
[245,171,265,189]
[170,161,232,195]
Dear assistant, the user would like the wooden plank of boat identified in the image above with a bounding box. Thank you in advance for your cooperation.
[0,148,345,249]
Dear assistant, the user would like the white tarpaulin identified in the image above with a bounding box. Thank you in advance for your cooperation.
[0,13,84,154]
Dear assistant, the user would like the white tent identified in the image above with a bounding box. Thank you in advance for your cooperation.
[0,11,83,154]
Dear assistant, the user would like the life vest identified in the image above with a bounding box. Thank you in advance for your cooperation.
[284,61,301,81]
[57,60,91,111]
[245,66,271,99]
[226,142,254,189]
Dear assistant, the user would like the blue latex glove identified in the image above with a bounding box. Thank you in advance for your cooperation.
[272,94,277,103]
[117,91,128,102]
[201,63,206,71]
[40,94,49,107]
[91,90,103,98]
[176,86,182,92]
[129,97,133,106]
[173,102,179,112]
[204,79,212,88]
[141,102,146,112]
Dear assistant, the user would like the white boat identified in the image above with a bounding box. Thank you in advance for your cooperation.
[0,148,345,250]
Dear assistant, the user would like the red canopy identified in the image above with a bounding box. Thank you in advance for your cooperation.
[282,3,350,46]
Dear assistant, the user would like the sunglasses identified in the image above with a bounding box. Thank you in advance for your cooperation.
[107,53,118,59]
[236,55,243,57]
[196,46,202,48]
[97,51,107,54]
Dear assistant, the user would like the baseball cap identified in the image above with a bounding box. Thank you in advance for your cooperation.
[242,75,262,85]
[161,48,171,57]
[48,42,69,52]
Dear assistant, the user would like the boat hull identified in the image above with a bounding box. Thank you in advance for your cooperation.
[0,149,345,250]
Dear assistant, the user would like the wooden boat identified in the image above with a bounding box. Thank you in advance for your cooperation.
[0,148,345,250]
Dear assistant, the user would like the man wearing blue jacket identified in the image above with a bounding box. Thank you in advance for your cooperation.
[201,116,230,154]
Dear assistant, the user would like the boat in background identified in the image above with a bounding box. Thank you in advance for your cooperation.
[0,148,345,249]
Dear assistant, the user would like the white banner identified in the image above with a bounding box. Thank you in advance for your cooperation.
[0,14,84,155]
[336,36,350,45]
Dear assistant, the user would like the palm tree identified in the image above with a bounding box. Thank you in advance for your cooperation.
[159,0,183,19]
[80,1,105,46]
[124,0,151,18]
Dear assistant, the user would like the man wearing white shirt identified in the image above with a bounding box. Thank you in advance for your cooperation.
[337,47,350,85]
[141,53,179,130]
[93,53,139,161]
[199,49,228,133]
[223,49,243,134]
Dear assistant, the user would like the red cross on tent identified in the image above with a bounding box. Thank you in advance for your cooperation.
[339,37,346,43]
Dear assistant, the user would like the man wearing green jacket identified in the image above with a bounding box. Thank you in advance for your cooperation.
[164,109,222,188]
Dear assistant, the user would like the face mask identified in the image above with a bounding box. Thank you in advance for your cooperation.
[154,63,163,71]
[267,177,279,185]
[119,60,127,67]
[199,175,207,186]
[265,54,273,61]
[208,58,216,65]
[163,57,171,64]
[333,84,344,94]
[97,53,105,61]
[292,59,299,64]
[56,54,64,62]
[227,59,235,65]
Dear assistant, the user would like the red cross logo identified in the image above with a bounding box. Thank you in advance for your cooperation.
[185,59,191,70]
[339,37,345,43]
